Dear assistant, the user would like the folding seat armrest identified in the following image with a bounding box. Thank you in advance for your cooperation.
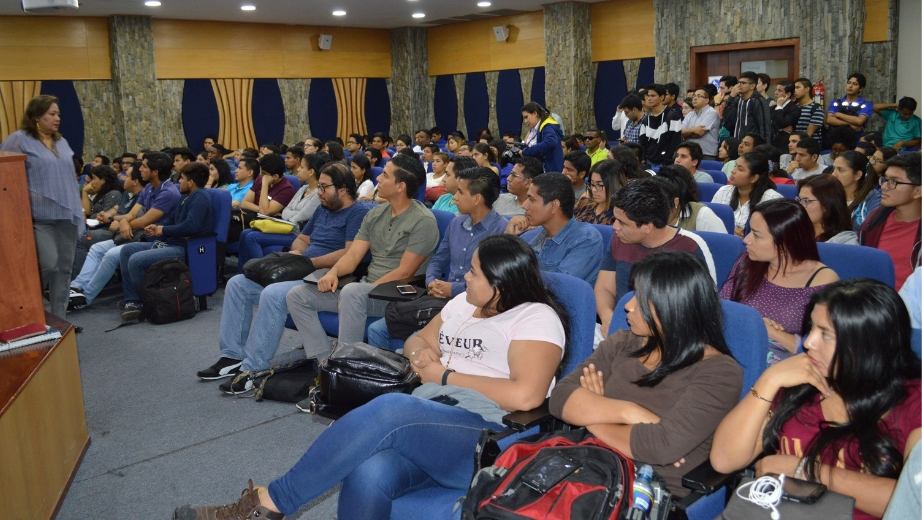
[501,400,554,432]
[681,458,736,495]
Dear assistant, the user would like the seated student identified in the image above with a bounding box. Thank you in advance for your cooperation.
[229,154,296,242]
[432,156,476,214]
[198,164,369,383]
[371,132,391,159]
[782,131,809,171]
[424,149,447,191]
[472,142,500,176]
[363,146,382,168]
[204,158,233,189]
[711,151,783,236]
[505,173,604,285]
[393,134,412,154]
[551,251,743,497]
[609,145,652,181]
[798,174,859,244]
[170,147,194,183]
[830,150,881,227]
[365,167,508,349]
[861,131,884,149]
[790,137,828,181]
[175,234,567,520]
[446,134,465,156]
[871,145,898,176]
[80,165,123,219]
[236,154,327,270]
[711,278,920,520]
[654,165,727,233]
[72,164,145,291]
[562,150,591,200]
[348,153,375,201]
[859,152,921,290]
[226,157,256,205]
[68,152,180,310]
[457,143,475,157]
[279,155,440,373]
[283,145,303,174]
[819,125,858,166]
[594,179,716,335]
[494,156,544,217]
[721,198,839,364]
[855,140,877,158]
[574,159,624,225]
[420,143,440,175]
[874,96,922,151]
[719,137,742,176]
[673,141,714,183]
[753,143,796,185]
[117,162,215,320]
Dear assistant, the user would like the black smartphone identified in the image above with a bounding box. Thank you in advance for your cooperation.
[396,284,418,295]
[521,453,581,493]
[766,473,826,504]
[429,394,459,406]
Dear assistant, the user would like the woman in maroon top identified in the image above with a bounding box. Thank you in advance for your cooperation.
[711,279,921,520]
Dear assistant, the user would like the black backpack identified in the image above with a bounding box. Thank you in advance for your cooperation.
[141,258,197,324]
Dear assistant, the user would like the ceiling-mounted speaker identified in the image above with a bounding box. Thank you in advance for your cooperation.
[318,34,333,50]
[493,25,509,42]
[21,0,78,13]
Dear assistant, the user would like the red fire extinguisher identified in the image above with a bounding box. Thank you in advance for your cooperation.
[812,78,826,108]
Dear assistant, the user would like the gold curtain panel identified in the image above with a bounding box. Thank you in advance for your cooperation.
[211,79,258,151]
[0,81,42,144]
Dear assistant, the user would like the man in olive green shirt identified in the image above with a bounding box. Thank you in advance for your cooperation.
[286,154,439,357]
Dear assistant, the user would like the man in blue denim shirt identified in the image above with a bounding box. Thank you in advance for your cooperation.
[366,167,508,348]
[506,173,603,285]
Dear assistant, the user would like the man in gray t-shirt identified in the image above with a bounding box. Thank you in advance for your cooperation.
[286,155,440,358]
[494,157,544,217]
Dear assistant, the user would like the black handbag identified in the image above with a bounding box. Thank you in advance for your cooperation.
[308,342,421,419]
[384,295,449,340]
[242,252,315,287]
[227,359,318,403]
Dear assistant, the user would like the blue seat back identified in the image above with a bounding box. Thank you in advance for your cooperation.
[611,291,768,401]
[816,242,896,288]
[208,188,232,244]
[912,329,922,360]
[704,169,728,185]
[590,223,614,250]
[702,202,735,234]
[696,181,723,202]
[541,271,597,377]
[690,231,745,290]
[371,166,383,184]
[775,184,798,199]
[431,209,455,244]
[700,160,725,171]
[415,183,426,202]
[185,189,231,298]
[284,174,301,189]
[379,156,389,168]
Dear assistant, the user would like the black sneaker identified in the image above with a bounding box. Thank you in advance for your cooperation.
[68,290,87,311]
[197,357,243,380]
[219,372,254,395]
[120,301,143,321]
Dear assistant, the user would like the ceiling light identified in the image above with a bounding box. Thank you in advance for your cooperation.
[412,12,425,18]
[477,1,491,6]
[144,0,161,5]
[332,9,346,15]
[241,4,256,10]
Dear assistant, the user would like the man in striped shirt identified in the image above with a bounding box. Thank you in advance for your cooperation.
[793,77,826,144]
[639,84,684,169]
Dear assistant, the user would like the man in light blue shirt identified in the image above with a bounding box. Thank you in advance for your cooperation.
[506,173,603,285]
[226,159,256,204]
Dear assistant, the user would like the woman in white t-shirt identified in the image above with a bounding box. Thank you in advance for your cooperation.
[350,153,375,201]
[175,234,569,520]
[710,151,783,236]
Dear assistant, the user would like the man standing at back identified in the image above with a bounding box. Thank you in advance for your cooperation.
[723,71,772,143]
[681,87,720,160]
[827,72,873,138]
[792,77,826,144]
[639,84,684,170]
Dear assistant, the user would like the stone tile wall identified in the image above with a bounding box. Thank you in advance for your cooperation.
[278,79,312,143]
[390,28,433,138]
[543,2,593,134]
[73,80,121,157]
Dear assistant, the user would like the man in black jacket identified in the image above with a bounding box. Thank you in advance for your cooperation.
[771,80,801,154]
[722,71,772,143]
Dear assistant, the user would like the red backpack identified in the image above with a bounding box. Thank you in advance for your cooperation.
[461,429,635,520]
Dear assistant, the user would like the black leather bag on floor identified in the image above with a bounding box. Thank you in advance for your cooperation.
[242,252,315,287]
[308,342,421,419]
[228,359,318,403]
[384,295,449,340]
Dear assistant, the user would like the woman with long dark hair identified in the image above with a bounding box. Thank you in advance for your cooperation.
[710,151,783,236]
[720,136,742,175]
[324,141,346,162]
[550,250,742,496]
[712,279,921,520]
[176,234,570,520]
[521,101,563,173]
[472,142,499,175]
[870,146,898,176]
[721,198,839,364]
[753,143,795,185]
[797,174,858,244]
[80,165,124,218]
[349,153,375,200]
[832,150,881,227]
[653,165,727,233]
[205,158,233,189]
[574,159,624,225]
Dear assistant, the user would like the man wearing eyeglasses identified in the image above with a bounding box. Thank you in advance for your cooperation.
[584,127,608,166]
[681,87,720,159]
[859,152,921,290]
[722,71,772,143]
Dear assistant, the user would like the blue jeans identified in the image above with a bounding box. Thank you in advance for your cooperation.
[237,229,297,271]
[267,393,501,519]
[218,275,303,371]
[119,242,185,301]
[366,318,393,349]
[71,239,123,304]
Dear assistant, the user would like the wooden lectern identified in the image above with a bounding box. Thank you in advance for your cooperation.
[0,152,90,519]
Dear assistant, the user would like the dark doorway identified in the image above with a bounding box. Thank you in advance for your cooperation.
[690,39,800,91]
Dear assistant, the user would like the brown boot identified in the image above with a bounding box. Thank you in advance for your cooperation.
[173,480,285,520]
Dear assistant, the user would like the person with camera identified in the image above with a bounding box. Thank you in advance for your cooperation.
[521,101,564,173]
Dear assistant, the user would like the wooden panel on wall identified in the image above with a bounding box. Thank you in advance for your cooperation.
[0,81,41,143]
[211,79,258,150]
[590,0,655,61]
[153,20,391,79]
[0,17,110,80]
[333,78,368,141]
[427,11,545,76]
[863,0,889,42]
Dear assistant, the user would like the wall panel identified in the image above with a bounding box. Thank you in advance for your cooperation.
[428,12,545,76]
[0,17,111,80]
[590,0,656,62]
[863,0,889,42]
[153,20,391,79]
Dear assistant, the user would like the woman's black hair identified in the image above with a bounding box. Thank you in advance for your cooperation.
[797,174,852,241]
[729,151,777,211]
[87,165,124,201]
[764,279,921,481]
[324,141,346,162]
[722,137,742,162]
[521,101,550,121]
[476,234,571,370]
[836,150,878,213]
[473,142,498,164]
[877,146,898,163]
[609,147,648,180]
[628,250,733,387]
[303,153,330,182]
[365,147,382,166]
[752,144,786,179]
[653,164,698,219]
[396,134,413,147]
[350,153,372,183]
[588,159,625,211]
[208,158,233,186]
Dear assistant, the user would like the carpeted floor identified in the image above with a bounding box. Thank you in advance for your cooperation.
[57,269,340,519]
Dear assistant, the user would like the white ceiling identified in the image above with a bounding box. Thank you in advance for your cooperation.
[3,0,609,29]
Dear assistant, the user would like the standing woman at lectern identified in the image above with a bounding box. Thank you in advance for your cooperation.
[0,95,84,318]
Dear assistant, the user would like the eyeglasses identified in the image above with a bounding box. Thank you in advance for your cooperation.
[589,183,606,191]
[869,156,885,165]
[879,176,920,189]
[738,80,754,86]
[317,183,333,191]
[692,94,708,99]
[584,135,597,141]
[508,172,524,181]
[795,196,817,206]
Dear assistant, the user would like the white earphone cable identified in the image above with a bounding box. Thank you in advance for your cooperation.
[736,473,785,520]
